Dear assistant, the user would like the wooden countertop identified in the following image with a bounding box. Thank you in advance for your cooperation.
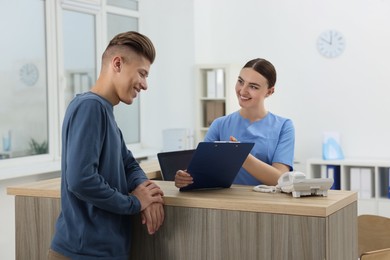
[158,181,357,217]
[7,160,357,217]
[6,160,162,198]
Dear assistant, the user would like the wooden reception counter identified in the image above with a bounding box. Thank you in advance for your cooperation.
[7,161,357,260]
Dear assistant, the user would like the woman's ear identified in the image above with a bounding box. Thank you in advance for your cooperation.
[267,87,275,97]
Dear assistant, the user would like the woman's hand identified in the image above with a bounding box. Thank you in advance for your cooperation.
[174,170,193,188]
[230,136,238,142]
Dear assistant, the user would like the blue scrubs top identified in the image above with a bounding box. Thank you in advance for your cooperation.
[204,111,295,185]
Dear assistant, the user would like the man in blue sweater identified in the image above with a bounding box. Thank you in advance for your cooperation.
[48,31,164,260]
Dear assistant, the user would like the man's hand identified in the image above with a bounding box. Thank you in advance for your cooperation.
[132,180,164,211]
[141,202,164,235]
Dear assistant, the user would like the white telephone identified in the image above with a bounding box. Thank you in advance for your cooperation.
[276,171,334,198]
[253,171,334,198]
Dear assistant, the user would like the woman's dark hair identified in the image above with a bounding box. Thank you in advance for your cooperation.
[243,58,276,88]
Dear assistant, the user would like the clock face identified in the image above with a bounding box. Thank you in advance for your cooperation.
[317,30,345,58]
[20,63,39,86]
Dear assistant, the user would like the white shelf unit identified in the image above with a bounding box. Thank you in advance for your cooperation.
[195,64,241,144]
[307,158,390,217]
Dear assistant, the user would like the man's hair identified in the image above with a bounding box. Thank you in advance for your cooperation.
[103,31,156,64]
[243,58,276,88]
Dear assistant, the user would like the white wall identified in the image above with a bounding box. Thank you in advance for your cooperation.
[140,0,390,170]
[190,0,390,170]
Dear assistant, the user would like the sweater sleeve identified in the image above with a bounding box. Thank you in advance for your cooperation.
[63,100,143,215]
[118,130,149,191]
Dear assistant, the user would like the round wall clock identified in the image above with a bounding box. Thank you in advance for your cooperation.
[316,30,345,58]
[19,63,39,86]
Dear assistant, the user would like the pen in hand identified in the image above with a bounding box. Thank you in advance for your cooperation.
[230,136,238,142]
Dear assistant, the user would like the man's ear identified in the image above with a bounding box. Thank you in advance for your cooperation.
[112,56,121,72]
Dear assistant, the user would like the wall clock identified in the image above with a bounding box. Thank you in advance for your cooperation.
[316,30,345,58]
[19,63,39,86]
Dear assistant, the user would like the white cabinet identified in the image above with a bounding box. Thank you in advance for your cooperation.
[307,158,390,217]
[195,64,241,144]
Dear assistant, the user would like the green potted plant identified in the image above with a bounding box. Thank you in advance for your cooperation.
[29,138,48,155]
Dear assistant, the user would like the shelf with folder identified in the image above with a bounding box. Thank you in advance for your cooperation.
[202,100,225,127]
[307,158,390,217]
[378,167,390,198]
[195,64,241,143]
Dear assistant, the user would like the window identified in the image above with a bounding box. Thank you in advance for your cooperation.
[107,0,138,10]
[62,10,96,111]
[0,0,140,174]
[0,0,48,160]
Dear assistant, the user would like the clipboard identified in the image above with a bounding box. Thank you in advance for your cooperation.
[180,142,254,191]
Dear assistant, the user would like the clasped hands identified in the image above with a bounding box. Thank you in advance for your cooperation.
[132,180,165,235]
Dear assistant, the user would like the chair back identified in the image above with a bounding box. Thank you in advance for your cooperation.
[358,214,390,257]
[360,248,390,260]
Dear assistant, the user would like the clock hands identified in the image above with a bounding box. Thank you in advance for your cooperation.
[320,31,334,45]
[320,37,331,45]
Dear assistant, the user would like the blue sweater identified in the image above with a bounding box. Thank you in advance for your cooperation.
[51,92,148,260]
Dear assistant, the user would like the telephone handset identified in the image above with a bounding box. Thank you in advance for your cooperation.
[277,171,306,188]
[253,171,334,198]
